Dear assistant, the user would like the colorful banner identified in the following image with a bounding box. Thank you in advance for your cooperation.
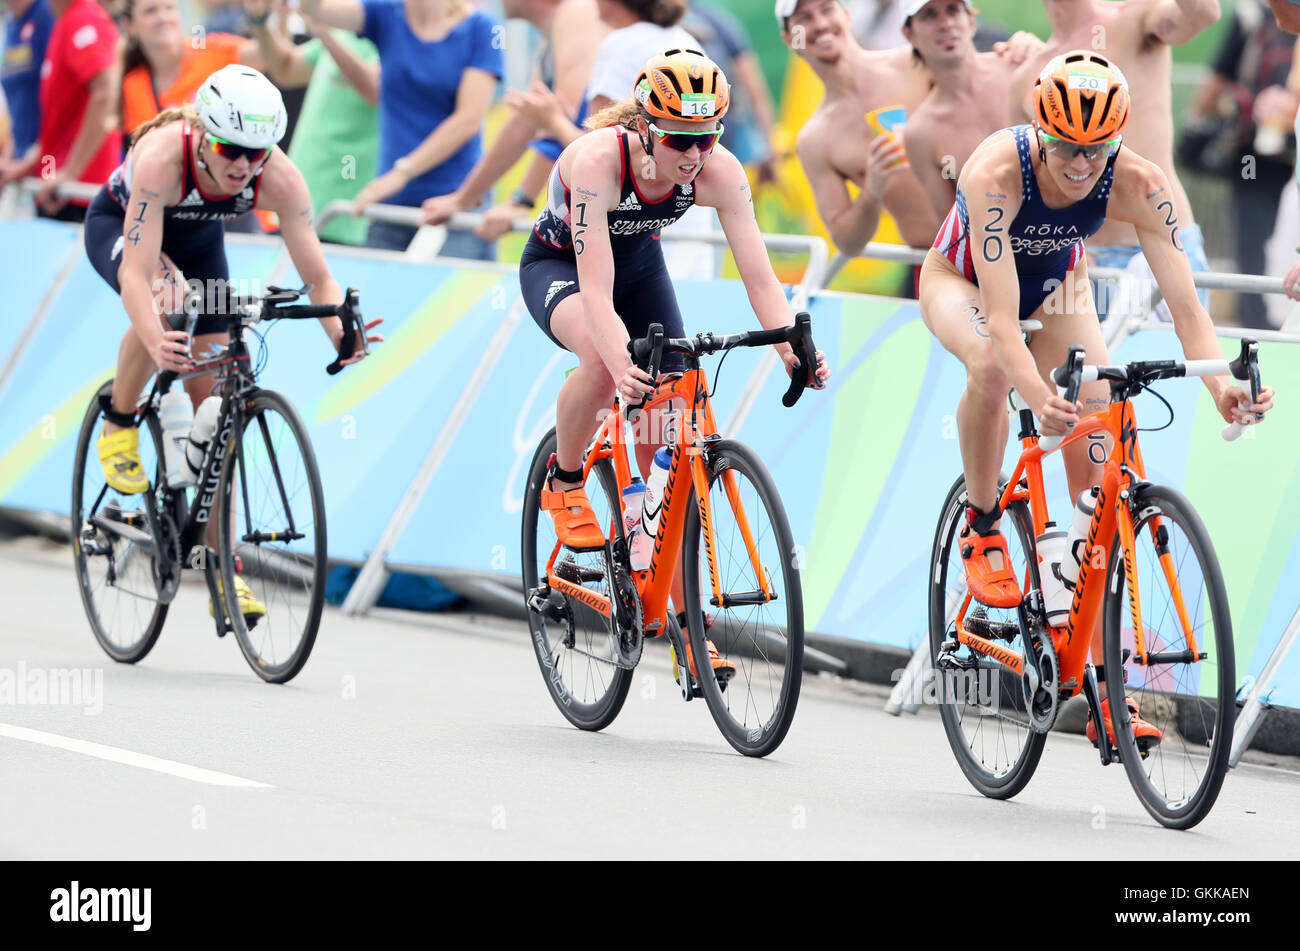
[2,220,1297,706]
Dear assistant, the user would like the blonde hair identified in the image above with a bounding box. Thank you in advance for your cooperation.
[129,104,202,148]
[585,98,642,131]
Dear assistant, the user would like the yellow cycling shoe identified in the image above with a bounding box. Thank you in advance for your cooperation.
[211,574,267,628]
[97,427,150,495]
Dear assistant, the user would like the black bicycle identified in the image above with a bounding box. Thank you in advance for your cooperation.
[71,285,368,683]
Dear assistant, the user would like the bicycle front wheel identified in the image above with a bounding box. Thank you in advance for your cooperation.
[521,428,633,731]
[682,440,804,757]
[217,390,327,684]
[929,474,1046,799]
[71,380,169,663]
[1103,484,1234,830]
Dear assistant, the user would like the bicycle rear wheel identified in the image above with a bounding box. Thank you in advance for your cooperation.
[217,390,327,684]
[929,474,1046,799]
[1103,484,1233,830]
[681,440,804,757]
[521,428,633,731]
[71,381,170,663]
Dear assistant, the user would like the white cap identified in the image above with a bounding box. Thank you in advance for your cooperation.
[903,0,972,18]
[776,0,842,26]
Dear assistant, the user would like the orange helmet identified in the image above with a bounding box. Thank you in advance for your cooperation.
[633,49,730,124]
[1032,51,1129,146]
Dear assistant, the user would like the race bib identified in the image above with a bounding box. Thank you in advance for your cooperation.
[1067,72,1103,92]
[680,93,717,119]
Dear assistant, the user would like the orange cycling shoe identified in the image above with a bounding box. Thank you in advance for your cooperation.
[959,504,1022,608]
[541,460,606,551]
[1087,696,1163,753]
[671,612,737,687]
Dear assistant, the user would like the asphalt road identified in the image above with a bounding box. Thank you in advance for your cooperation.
[2,535,1297,860]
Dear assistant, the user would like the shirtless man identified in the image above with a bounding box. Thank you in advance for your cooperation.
[903,0,1044,220]
[778,0,939,253]
[1009,0,1221,315]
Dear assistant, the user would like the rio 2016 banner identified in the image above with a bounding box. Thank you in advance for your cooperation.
[2,218,1297,706]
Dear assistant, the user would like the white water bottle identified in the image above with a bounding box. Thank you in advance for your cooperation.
[622,479,652,571]
[159,389,195,489]
[1059,486,1099,591]
[1036,524,1071,626]
[185,395,222,480]
[642,446,672,540]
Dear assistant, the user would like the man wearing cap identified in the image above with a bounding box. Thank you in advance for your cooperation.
[1008,0,1220,318]
[902,0,1043,220]
[778,0,939,255]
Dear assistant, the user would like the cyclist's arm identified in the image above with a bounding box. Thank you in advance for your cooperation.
[568,146,629,379]
[965,158,1042,405]
[704,149,795,358]
[257,154,345,341]
[118,144,181,363]
[1111,159,1231,403]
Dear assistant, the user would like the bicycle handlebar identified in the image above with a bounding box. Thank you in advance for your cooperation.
[223,284,367,375]
[624,313,820,420]
[1039,338,1263,451]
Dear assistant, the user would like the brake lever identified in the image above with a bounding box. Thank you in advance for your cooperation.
[628,323,664,421]
[782,312,817,408]
[326,287,365,376]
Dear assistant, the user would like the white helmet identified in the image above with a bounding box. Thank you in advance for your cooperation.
[194,65,287,148]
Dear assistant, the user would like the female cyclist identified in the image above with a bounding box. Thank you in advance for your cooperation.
[520,48,829,680]
[919,50,1275,745]
[84,64,380,616]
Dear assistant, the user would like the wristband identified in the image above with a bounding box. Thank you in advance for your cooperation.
[510,188,536,208]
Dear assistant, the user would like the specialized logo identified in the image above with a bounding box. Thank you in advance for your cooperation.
[614,192,642,212]
[543,280,574,307]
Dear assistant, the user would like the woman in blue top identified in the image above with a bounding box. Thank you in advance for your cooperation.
[299,0,504,258]
[919,50,1275,748]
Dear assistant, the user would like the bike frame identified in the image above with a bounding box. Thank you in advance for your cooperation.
[542,367,773,635]
[952,396,1201,694]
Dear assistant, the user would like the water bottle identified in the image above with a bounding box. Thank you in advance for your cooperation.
[185,396,222,480]
[158,389,195,489]
[1059,486,1099,591]
[622,478,652,571]
[1036,523,1070,626]
[642,446,672,540]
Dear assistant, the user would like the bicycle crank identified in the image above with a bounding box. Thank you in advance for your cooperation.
[1018,593,1061,734]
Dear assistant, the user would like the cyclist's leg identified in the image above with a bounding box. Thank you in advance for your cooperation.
[918,251,1008,515]
[172,232,232,410]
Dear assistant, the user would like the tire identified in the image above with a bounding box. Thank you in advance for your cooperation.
[681,440,804,757]
[521,427,633,731]
[1102,484,1233,830]
[71,380,169,663]
[929,474,1046,798]
[216,390,327,684]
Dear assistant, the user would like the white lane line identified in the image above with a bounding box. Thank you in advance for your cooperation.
[0,723,275,788]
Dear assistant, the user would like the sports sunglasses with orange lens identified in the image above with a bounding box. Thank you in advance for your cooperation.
[207,134,273,165]
[647,122,725,153]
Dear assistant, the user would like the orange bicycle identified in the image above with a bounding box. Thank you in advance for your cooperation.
[929,340,1264,829]
[521,316,817,756]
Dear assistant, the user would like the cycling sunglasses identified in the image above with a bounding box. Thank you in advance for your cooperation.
[206,134,273,165]
[1038,130,1121,162]
[647,122,725,153]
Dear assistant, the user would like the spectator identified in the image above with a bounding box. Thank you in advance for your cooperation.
[586,1,695,115]
[1008,0,1220,322]
[1189,0,1294,329]
[300,0,505,260]
[902,1,1041,221]
[199,0,245,34]
[0,0,121,222]
[680,1,779,180]
[245,0,381,245]
[421,0,607,243]
[2,0,55,164]
[779,0,939,256]
[119,0,259,137]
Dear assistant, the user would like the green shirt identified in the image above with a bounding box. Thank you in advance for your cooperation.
[287,32,379,246]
